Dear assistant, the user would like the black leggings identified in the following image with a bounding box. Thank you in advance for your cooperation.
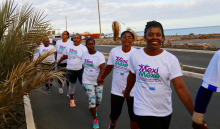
[110,94,136,121]
[57,63,69,86]
[135,114,172,129]
[67,69,83,84]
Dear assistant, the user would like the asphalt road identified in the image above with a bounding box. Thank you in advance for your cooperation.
[95,46,214,68]
[30,74,220,129]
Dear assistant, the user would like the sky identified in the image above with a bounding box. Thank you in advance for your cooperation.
[11,0,220,34]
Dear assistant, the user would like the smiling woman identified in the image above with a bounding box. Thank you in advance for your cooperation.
[123,21,202,129]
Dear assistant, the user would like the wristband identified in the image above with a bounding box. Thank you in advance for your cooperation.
[192,111,204,124]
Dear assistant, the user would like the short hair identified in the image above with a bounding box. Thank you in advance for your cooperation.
[86,38,95,45]
[144,20,165,44]
[121,30,134,39]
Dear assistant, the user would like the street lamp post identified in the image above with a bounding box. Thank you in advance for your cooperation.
[97,0,102,45]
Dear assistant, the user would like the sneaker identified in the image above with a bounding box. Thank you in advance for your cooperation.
[46,87,50,92]
[67,94,70,98]
[108,121,117,129]
[70,100,76,107]
[59,88,63,94]
[93,119,99,129]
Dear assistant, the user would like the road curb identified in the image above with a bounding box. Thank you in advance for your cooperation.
[182,70,204,80]
[24,95,36,129]
[97,45,216,54]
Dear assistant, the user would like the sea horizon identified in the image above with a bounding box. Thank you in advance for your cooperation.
[135,25,220,36]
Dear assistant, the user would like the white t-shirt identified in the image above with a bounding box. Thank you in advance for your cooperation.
[56,40,73,64]
[49,38,53,44]
[107,46,137,97]
[202,50,220,92]
[129,48,183,116]
[39,45,56,64]
[33,44,43,61]
[63,44,87,70]
[82,51,106,85]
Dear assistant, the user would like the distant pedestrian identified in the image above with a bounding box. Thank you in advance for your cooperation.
[98,31,138,129]
[82,38,105,129]
[58,34,87,107]
[39,38,56,92]
[123,21,195,129]
[49,37,53,44]
[55,31,72,95]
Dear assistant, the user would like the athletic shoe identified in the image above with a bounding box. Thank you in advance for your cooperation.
[93,118,99,129]
[67,94,70,98]
[46,87,50,92]
[59,88,63,94]
[70,100,76,107]
[108,121,117,129]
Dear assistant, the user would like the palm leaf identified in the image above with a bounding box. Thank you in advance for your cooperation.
[0,0,64,121]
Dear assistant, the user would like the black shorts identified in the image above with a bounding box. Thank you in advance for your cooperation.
[67,69,83,84]
[57,63,69,85]
[135,114,172,129]
[110,94,136,121]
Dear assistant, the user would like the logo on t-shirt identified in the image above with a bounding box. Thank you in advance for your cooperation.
[69,49,77,54]
[114,56,129,71]
[42,49,48,53]
[35,49,39,53]
[83,59,94,67]
[137,64,162,85]
[59,45,66,51]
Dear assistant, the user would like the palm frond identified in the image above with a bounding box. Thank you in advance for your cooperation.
[0,0,64,122]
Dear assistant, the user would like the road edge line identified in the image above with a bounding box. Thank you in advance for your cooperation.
[24,95,36,129]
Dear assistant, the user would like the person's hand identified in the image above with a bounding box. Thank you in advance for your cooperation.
[97,77,104,86]
[122,90,131,99]
[192,121,208,129]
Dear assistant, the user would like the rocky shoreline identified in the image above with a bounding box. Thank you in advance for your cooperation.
[93,34,220,51]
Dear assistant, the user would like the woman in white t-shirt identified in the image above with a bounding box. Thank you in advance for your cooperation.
[55,31,72,95]
[123,21,195,129]
[82,38,105,129]
[98,31,138,129]
[58,34,87,107]
[39,38,56,92]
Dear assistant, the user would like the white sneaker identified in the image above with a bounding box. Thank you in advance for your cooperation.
[67,94,70,98]
[59,88,63,94]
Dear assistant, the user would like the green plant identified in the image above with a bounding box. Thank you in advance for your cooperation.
[0,0,64,122]
[189,33,194,35]
[180,63,183,70]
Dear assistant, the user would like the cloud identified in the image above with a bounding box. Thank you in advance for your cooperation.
[10,0,220,33]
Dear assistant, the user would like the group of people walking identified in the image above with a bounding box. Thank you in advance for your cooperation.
[31,20,219,129]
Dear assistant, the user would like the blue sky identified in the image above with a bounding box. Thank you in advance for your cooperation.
[13,0,220,34]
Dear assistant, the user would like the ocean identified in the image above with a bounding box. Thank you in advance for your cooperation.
[135,25,220,36]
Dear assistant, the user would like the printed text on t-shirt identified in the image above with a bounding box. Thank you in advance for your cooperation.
[114,56,129,72]
[69,49,77,54]
[138,64,162,84]
[83,59,94,67]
